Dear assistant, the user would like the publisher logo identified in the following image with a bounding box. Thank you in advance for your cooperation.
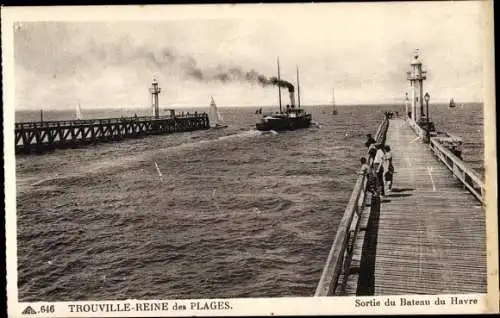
[22,306,37,315]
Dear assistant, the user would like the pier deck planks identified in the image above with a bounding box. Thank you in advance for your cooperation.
[362,118,487,295]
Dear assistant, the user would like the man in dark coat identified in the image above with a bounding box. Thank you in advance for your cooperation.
[365,134,376,148]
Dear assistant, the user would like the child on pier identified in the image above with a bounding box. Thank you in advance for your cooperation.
[359,157,370,175]
[360,157,381,198]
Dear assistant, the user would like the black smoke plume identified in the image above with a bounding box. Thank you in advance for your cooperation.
[111,44,296,92]
[206,67,295,92]
[267,77,295,92]
[141,48,295,92]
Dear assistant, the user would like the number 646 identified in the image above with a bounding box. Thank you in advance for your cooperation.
[40,305,55,313]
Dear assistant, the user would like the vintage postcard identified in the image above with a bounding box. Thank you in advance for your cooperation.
[3,2,498,317]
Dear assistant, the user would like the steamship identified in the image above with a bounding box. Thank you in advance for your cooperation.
[256,61,312,131]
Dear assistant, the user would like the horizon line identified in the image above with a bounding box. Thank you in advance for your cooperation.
[15,101,483,111]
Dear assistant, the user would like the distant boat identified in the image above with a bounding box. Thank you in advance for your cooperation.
[255,108,263,114]
[332,88,338,115]
[449,98,456,108]
[76,103,83,120]
[255,61,312,132]
[208,97,228,129]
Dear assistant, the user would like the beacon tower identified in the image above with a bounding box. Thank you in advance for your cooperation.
[406,50,427,122]
[150,78,161,119]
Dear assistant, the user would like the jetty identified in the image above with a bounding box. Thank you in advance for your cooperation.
[15,79,210,154]
[315,50,487,296]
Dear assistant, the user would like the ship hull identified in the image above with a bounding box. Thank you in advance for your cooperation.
[256,115,311,131]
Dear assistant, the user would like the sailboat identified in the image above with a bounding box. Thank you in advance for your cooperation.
[331,88,338,115]
[76,103,83,120]
[208,97,228,129]
[449,98,456,108]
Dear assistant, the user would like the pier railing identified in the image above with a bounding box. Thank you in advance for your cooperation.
[406,117,483,204]
[314,116,389,296]
[407,117,435,141]
[430,137,485,204]
[15,113,210,154]
[407,117,425,139]
[15,113,204,130]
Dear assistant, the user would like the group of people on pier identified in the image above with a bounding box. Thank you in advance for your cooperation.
[384,111,397,119]
[360,133,394,198]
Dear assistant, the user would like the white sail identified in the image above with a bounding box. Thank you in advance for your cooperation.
[76,103,83,120]
[216,108,223,122]
[209,96,225,127]
[208,97,218,126]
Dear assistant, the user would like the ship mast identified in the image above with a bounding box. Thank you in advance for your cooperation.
[277,57,282,113]
[296,65,301,108]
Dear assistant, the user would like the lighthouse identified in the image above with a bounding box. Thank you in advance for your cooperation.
[150,78,161,119]
[406,49,427,122]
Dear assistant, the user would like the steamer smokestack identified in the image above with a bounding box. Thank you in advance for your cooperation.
[269,76,295,107]
[296,65,301,108]
[288,87,295,107]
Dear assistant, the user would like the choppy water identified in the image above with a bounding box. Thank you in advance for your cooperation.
[15,104,484,301]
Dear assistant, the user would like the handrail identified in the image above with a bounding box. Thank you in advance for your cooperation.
[430,137,485,204]
[315,173,367,296]
[407,117,426,139]
[15,113,209,130]
[315,116,389,296]
[407,117,484,204]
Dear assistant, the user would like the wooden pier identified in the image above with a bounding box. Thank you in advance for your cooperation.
[15,113,210,154]
[315,116,389,296]
[315,116,487,296]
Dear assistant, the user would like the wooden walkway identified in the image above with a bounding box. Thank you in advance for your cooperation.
[358,118,487,295]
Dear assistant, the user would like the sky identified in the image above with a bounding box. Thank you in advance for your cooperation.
[11,2,489,110]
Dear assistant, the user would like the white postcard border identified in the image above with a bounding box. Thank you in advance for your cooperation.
[2,3,499,316]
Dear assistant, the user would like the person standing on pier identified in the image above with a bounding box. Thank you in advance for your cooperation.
[365,134,376,148]
[373,143,385,196]
[366,134,377,163]
[368,143,377,163]
[383,145,394,193]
